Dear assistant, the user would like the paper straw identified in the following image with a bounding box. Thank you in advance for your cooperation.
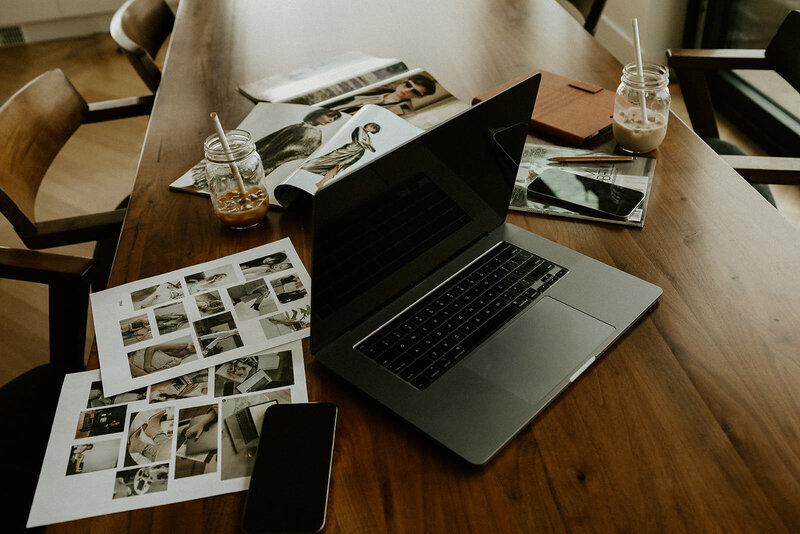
[632,19,649,123]
[210,112,247,196]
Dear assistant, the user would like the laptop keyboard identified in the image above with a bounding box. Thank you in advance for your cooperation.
[355,242,568,390]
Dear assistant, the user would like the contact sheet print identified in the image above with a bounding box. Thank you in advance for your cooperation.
[93,238,311,396]
[28,342,307,527]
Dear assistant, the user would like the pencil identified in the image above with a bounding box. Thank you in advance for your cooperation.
[548,155,635,163]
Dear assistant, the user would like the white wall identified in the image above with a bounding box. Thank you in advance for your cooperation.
[1,0,124,42]
[0,0,178,43]
[594,0,689,66]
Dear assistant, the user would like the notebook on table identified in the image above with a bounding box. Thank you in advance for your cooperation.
[311,73,661,465]
[472,70,615,146]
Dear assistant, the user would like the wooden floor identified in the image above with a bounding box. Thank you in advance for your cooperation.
[0,33,798,387]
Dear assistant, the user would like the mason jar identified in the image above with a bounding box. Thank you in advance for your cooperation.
[204,129,268,229]
[612,63,670,154]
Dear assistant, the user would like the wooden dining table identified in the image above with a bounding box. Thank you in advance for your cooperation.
[52,0,800,532]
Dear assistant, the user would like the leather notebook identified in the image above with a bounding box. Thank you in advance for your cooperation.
[472,70,615,146]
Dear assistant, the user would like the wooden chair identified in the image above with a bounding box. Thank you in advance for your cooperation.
[0,248,95,533]
[563,0,607,35]
[0,69,152,250]
[110,0,175,93]
[0,67,153,300]
[667,10,800,197]
[0,69,152,529]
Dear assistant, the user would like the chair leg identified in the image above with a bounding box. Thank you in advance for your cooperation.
[676,69,720,139]
[49,281,90,372]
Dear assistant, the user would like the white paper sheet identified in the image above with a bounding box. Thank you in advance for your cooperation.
[93,238,311,396]
[27,340,307,528]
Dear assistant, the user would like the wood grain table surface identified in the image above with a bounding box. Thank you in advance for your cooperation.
[53,1,800,532]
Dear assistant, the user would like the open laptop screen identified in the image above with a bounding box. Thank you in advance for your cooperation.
[311,74,541,352]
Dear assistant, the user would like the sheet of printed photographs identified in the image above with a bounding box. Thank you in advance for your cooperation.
[57,340,304,507]
[106,247,311,394]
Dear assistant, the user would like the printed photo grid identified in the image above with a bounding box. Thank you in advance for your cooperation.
[92,239,312,397]
[27,341,306,528]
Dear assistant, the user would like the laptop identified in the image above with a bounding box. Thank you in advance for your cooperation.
[310,73,662,465]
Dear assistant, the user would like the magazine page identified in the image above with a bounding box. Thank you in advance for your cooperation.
[238,51,408,104]
[319,68,467,129]
[169,103,351,203]
[27,343,306,528]
[513,143,656,227]
[274,105,423,207]
[92,238,312,396]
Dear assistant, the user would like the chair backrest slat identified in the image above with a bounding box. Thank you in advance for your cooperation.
[110,0,174,93]
[0,69,86,233]
[565,0,607,34]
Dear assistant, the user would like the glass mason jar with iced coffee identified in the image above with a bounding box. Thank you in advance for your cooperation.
[612,63,670,154]
[204,129,268,229]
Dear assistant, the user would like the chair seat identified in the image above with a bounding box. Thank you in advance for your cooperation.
[0,365,67,533]
[702,137,777,207]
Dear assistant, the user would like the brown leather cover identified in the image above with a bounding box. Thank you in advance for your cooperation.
[472,70,615,146]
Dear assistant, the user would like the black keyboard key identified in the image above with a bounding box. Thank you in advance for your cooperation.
[377,350,400,367]
[523,287,540,299]
[387,353,415,373]
[423,365,444,381]
[364,346,382,359]
[511,296,532,309]
[402,357,430,378]
[412,375,434,390]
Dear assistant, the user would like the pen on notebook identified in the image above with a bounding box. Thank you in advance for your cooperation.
[548,155,635,163]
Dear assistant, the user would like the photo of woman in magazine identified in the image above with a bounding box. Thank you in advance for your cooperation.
[256,108,343,174]
[301,122,381,188]
[326,73,436,115]
[189,108,344,190]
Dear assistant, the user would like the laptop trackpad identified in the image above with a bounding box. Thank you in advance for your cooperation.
[463,297,615,405]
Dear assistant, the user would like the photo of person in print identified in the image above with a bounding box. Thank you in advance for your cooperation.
[302,123,381,189]
[127,337,198,377]
[239,252,292,280]
[255,108,344,175]
[328,73,436,115]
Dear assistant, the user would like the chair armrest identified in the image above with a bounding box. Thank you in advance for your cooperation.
[84,94,155,123]
[26,209,126,249]
[0,247,95,285]
[665,49,769,139]
[721,155,800,185]
[667,49,769,70]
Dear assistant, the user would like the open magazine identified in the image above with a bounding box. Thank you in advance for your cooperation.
[170,104,422,208]
[237,51,467,128]
[238,52,409,104]
[513,143,656,227]
[172,53,469,207]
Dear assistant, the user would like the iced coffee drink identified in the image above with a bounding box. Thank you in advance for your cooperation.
[613,62,670,154]
[613,107,668,154]
[213,186,269,229]
[204,128,269,230]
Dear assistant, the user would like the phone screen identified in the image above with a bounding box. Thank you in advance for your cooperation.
[242,403,337,534]
[527,168,645,219]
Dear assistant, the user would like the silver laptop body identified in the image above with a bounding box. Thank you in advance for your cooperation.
[311,74,661,465]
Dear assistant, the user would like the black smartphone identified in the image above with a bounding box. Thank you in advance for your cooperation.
[242,402,338,534]
[527,168,645,219]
